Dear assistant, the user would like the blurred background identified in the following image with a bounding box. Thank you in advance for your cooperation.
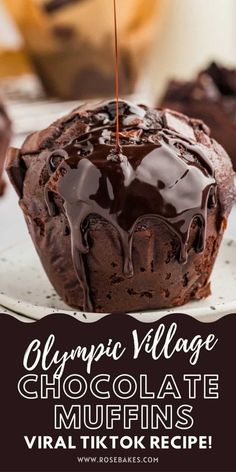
[0,0,236,248]
[1,0,236,103]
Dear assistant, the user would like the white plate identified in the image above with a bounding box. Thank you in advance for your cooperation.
[0,304,34,322]
[0,237,236,323]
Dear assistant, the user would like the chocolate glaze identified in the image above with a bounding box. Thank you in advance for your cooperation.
[45,101,217,311]
[6,99,235,312]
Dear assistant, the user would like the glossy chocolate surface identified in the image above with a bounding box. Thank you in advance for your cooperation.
[45,100,217,310]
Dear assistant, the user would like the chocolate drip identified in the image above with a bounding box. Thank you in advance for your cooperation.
[45,101,217,311]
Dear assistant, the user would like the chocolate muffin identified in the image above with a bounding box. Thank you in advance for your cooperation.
[161,62,236,170]
[7,100,235,313]
[0,98,11,196]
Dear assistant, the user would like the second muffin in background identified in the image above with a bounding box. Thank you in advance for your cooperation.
[7,100,235,313]
[161,62,236,170]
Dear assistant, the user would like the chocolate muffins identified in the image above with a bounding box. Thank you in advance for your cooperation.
[161,62,236,170]
[7,100,235,313]
[0,98,11,196]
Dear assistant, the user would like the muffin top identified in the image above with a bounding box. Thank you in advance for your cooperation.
[7,100,235,275]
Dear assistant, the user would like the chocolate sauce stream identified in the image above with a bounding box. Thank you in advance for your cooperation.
[113,0,120,152]
[45,102,217,312]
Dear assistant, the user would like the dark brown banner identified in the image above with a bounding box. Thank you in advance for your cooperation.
[0,313,235,472]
